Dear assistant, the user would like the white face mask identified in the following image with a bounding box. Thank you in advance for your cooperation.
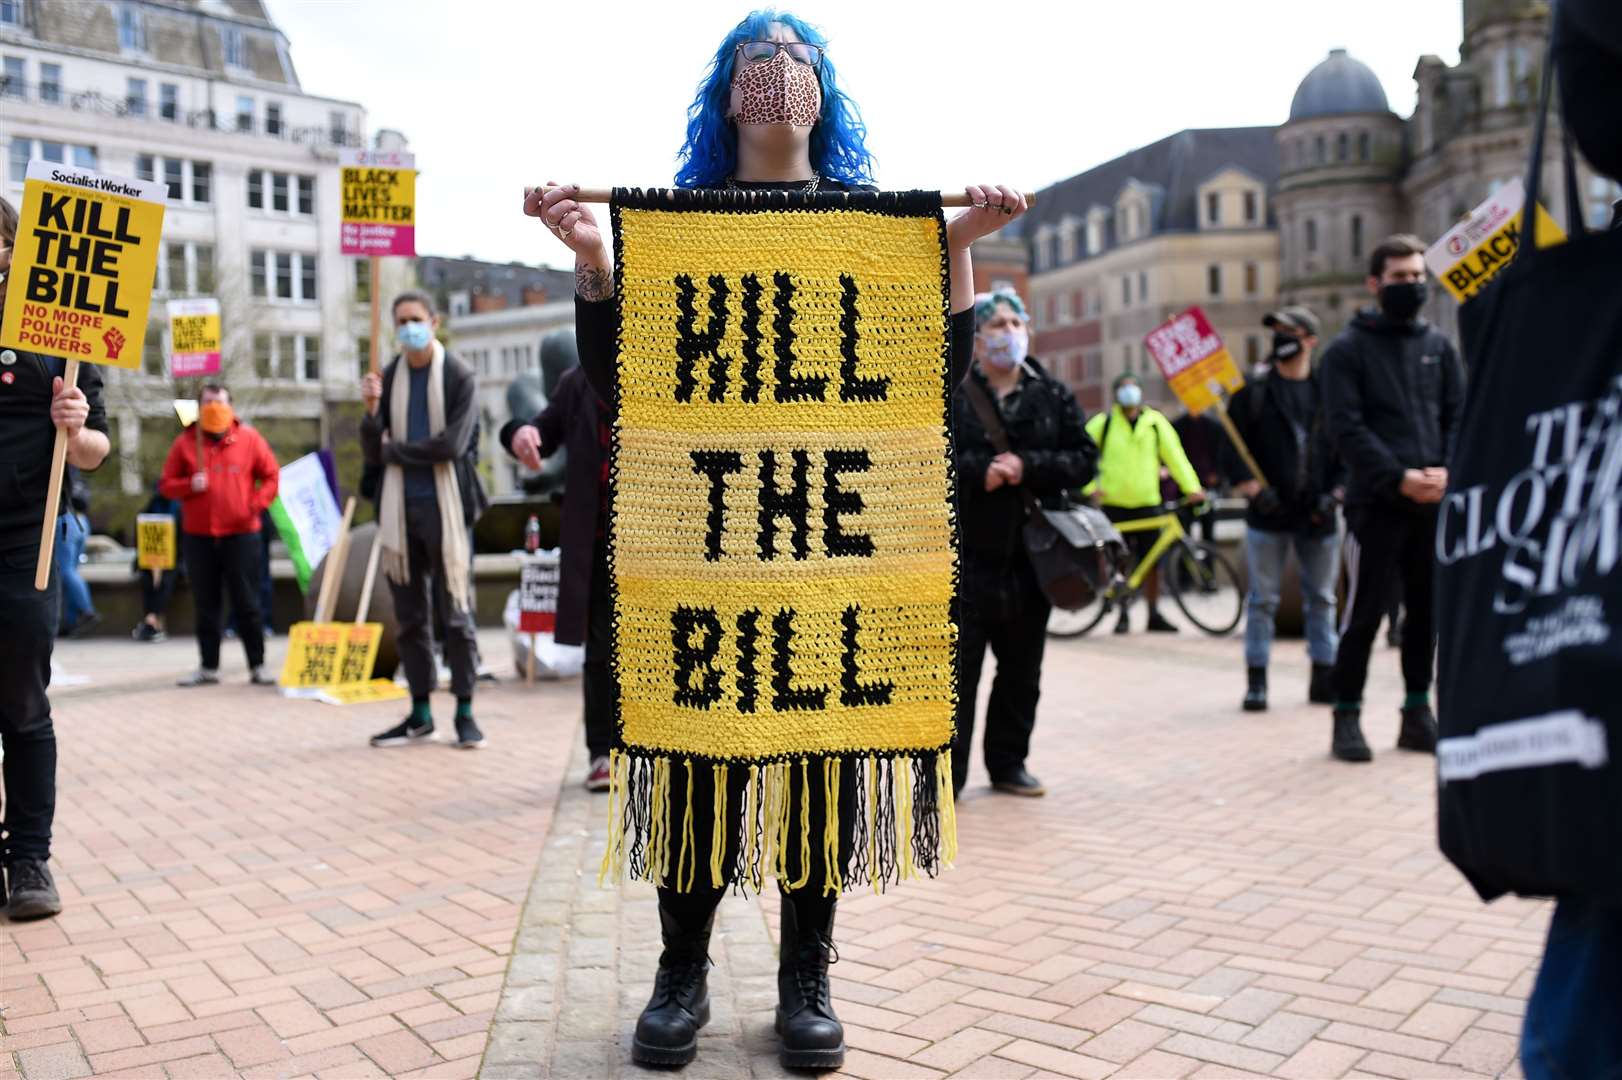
[978,326,1029,371]
[1116,384,1143,408]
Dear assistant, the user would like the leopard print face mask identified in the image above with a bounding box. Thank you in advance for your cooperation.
[730,49,821,126]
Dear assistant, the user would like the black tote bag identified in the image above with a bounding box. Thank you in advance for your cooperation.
[1435,58,1622,904]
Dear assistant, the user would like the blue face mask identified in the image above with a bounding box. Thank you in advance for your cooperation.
[397,320,434,352]
[1116,384,1143,408]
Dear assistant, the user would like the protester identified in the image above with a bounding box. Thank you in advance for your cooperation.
[1320,235,1464,762]
[503,364,614,792]
[525,9,1025,1068]
[1171,409,1224,544]
[360,290,490,750]
[159,384,280,687]
[1223,305,1342,712]
[132,483,182,643]
[951,289,1095,798]
[55,466,100,638]
[1513,2,1622,1071]
[1084,373,1205,633]
[0,194,112,920]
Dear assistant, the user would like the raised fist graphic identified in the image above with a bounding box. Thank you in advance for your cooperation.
[103,327,127,360]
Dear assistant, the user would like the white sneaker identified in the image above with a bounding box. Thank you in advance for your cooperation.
[177,668,220,687]
[584,756,612,792]
[249,666,275,685]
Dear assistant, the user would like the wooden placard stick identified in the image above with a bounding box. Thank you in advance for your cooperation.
[368,255,382,375]
[1209,400,1269,491]
[34,358,80,592]
[314,496,357,623]
[354,531,382,625]
[535,186,1037,208]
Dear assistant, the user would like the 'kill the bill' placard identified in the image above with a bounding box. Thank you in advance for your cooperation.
[339,149,416,256]
[0,161,165,369]
[167,297,222,378]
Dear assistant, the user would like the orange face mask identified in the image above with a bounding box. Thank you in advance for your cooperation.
[200,402,234,435]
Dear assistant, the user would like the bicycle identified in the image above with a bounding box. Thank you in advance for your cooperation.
[1047,497,1243,638]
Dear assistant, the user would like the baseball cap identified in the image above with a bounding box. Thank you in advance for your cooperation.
[1263,305,1322,338]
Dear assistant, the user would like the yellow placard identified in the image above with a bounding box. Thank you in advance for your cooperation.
[611,196,957,761]
[279,621,382,690]
[1144,306,1246,416]
[338,149,416,256]
[317,679,408,706]
[1426,179,1568,303]
[135,513,176,571]
[0,161,166,369]
[169,315,219,354]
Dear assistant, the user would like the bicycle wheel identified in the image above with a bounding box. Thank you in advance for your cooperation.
[1047,591,1111,638]
[1166,540,1244,635]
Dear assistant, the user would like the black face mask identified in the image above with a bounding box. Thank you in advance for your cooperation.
[1271,332,1304,363]
[1378,281,1428,323]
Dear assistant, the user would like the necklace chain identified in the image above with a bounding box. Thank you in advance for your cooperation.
[725,175,820,193]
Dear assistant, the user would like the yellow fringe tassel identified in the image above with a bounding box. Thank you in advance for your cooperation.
[710,763,729,889]
[897,753,915,882]
[867,754,880,894]
[676,759,696,892]
[742,764,761,893]
[598,749,623,887]
[822,758,843,896]
[935,752,958,867]
[649,757,670,887]
[789,759,811,890]
[774,761,791,884]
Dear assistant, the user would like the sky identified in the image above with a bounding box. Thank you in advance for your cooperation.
[265,0,1465,268]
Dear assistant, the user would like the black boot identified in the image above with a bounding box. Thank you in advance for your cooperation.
[632,902,714,1066]
[3,860,62,921]
[1242,666,1267,712]
[1308,663,1335,705]
[1332,708,1373,763]
[776,895,845,1070]
[1397,702,1438,753]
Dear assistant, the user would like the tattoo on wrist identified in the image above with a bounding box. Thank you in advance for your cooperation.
[576,264,613,301]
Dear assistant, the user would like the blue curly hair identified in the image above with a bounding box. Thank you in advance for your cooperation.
[674,9,876,189]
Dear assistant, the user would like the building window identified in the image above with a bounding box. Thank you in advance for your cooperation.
[1350,214,1364,259]
[1121,276,1131,307]
[1314,135,1326,164]
[1244,262,1259,296]
[164,243,186,295]
[136,154,155,181]
[118,3,146,51]
[222,27,245,69]
[126,77,147,117]
[1207,264,1222,298]
[159,82,178,121]
[1243,190,1258,225]
[355,259,371,303]
[195,243,215,293]
[1337,133,1349,161]
[301,335,321,382]
[250,250,318,303]
[356,337,372,377]
[236,94,254,132]
[246,169,315,216]
[158,241,214,295]
[1305,218,1319,253]
[266,102,282,136]
[1086,219,1102,255]
[0,0,20,26]
[247,171,264,209]
[1206,192,1220,226]
[163,157,183,200]
[73,145,95,168]
[1138,271,1148,303]
[1,55,21,99]
[39,140,64,163]
[8,139,29,182]
[1246,335,1261,365]
[192,162,211,204]
[253,333,274,379]
[1357,132,1371,161]
[271,172,289,212]
[297,175,314,215]
[329,110,348,145]
[39,62,61,104]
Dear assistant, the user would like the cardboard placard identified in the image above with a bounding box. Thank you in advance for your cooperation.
[316,679,409,707]
[519,553,560,634]
[135,513,176,571]
[339,149,416,256]
[1143,306,1245,415]
[0,161,166,368]
[167,297,221,378]
[279,621,383,694]
[1425,179,1567,303]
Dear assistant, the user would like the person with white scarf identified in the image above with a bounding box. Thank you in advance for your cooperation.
[360,290,489,749]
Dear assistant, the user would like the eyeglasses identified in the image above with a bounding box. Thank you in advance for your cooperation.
[735,40,823,70]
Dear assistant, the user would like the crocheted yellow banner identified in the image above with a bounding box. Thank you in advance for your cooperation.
[603,189,958,893]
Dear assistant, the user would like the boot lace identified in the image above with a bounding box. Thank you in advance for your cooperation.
[649,952,710,1010]
[793,933,838,1009]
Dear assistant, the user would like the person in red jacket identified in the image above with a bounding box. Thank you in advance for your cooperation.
[159,384,280,686]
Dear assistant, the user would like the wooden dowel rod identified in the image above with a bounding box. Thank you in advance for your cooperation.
[530,187,1037,208]
[35,358,79,591]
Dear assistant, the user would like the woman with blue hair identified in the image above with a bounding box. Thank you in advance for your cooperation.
[524,9,1026,1070]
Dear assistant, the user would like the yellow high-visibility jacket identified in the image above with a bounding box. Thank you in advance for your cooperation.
[1083,405,1201,509]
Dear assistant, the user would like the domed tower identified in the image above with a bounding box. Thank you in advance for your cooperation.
[1274,49,1406,330]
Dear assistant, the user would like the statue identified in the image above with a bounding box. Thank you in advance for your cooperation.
[504,327,579,496]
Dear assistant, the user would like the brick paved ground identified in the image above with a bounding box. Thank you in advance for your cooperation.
[5,619,1548,1079]
[3,630,577,1080]
[490,617,1548,1080]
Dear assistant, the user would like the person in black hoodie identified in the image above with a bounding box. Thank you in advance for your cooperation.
[1321,234,1465,763]
[952,289,1096,798]
[1224,305,1344,713]
[0,195,112,920]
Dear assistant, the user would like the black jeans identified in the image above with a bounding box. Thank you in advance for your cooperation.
[582,540,614,759]
[389,497,479,700]
[1332,502,1439,704]
[0,541,60,863]
[953,554,1051,792]
[140,564,177,619]
[184,532,265,670]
